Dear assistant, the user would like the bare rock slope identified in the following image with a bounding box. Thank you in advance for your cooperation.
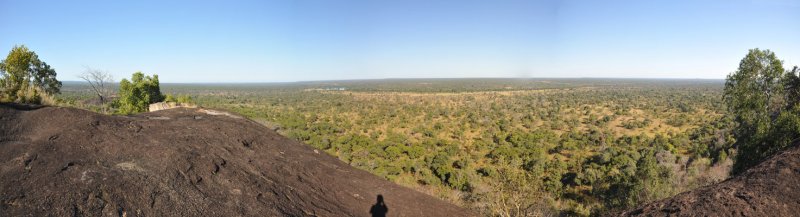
[0,104,473,217]
[622,143,800,216]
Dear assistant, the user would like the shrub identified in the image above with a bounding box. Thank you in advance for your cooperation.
[116,72,164,114]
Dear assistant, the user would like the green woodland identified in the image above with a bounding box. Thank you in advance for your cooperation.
[63,78,737,215]
[7,45,799,216]
[187,80,733,215]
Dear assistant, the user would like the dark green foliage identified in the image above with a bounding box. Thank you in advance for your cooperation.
[0,45,61,103]
[423,151,470,190]
[404,145,425,159]
[783,66,800,108]
[622,118,651,129]
[586,147,673,210]
[724,49,800,174]
[115,72,164,114]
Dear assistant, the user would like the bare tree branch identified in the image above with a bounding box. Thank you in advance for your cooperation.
[78,67,114,112]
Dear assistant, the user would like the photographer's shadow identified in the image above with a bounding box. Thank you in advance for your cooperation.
[369,194,388,217]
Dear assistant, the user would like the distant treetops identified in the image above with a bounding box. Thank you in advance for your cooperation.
[724,48,800,174]
[0,45,61,104]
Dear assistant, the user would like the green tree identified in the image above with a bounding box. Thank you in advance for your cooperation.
[116,72,164,114]
[783,66,800,108]
[164,94,193,104]
[630,149,673,206]
[164,94,176,103]
[0,45,61,103]
[724,48,800,174]
[177,94,192,104]
[478,159,552,217]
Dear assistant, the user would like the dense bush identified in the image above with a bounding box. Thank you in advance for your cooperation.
[115,72,164,114]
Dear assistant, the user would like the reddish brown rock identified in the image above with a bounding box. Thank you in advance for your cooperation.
[622,143,800,216]
[0,104,473,217]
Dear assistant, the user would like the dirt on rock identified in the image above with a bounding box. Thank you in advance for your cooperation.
[621,143,800,216]
[0,104,474,217]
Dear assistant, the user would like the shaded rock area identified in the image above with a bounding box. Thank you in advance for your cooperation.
[621,143,800,216]
[0,104,473,217]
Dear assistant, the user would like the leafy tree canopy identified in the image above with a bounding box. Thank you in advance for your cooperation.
[116,72,164,114]
[724,48,800,174]
[0,45,61,103]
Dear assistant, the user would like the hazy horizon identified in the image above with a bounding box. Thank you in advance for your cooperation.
[58,77,726,85]
[2,0,799,82]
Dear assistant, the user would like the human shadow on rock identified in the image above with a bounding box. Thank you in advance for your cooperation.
[369,194,388,217]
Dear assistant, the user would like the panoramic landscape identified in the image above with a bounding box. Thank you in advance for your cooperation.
[2,0,800,216]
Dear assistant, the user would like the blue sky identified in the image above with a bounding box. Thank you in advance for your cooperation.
[1,0,798,82]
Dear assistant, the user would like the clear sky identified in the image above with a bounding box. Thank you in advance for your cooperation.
[1,0,798,82]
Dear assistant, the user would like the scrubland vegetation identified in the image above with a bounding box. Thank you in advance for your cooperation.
[10,45,799,216]
[60,78,733,215]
